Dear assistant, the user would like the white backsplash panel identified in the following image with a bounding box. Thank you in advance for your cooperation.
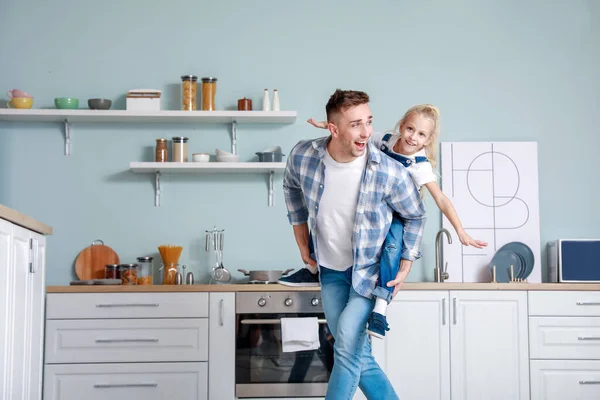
[440,142,541,283]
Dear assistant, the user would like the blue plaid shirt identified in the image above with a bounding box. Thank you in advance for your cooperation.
[283,136,427,298]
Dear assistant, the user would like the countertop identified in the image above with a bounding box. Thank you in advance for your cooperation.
[46,282,600,293]
[0,204,53,235]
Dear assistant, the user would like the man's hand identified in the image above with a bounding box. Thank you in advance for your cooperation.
[386,259,413,298]
[301,249,317,272]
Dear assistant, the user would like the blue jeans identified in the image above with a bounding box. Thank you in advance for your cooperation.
[376,214,404,303]
[320,266,398,400]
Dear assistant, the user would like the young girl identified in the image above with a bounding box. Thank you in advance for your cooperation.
[308,104,487,339]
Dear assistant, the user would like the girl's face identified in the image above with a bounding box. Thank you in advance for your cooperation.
[396,113,434,155]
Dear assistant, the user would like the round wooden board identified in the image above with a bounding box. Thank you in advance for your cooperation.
[74,241,120,280]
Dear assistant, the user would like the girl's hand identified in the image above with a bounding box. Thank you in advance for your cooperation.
[458,232,488,249]
[307,117,328,129]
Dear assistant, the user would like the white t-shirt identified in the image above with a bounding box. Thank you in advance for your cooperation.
[315,149,367,271]
[371,132,437,188]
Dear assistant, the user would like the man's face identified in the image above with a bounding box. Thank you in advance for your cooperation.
[329,103,373,162]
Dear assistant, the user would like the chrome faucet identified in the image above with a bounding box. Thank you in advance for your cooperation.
[434,228,452,282]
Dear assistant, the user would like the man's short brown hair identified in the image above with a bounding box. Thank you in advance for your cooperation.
[326,89,370,123]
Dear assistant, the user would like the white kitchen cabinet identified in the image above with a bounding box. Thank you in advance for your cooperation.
[531,360,600,400]
[371,290,529,400]
[44,362,207,400]
[450,291,529,400]
[209,292,236,400]
[0,218,46,400]
[371,291,450,400]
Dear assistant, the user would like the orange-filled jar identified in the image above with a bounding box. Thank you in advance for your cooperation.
[181,75,198,110]
[201,77,217,111]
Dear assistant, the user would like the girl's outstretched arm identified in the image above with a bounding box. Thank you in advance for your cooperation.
[307,117,328,129]
[424,181,488,249]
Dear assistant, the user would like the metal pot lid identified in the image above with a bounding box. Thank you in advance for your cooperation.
[137,256,153,261]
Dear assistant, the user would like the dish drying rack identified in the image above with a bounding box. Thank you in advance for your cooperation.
[490,265,528,283]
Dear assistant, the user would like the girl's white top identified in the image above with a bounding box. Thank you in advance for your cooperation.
[371,132,437,188]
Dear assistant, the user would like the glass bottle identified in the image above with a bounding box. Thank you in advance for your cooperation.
[136,256,153,285]
[181,75,198,110]
[155,138,168,162]
[172,137,189,162]
[201,77,217,111]
[272,89,280,111]
[262,89,270,111]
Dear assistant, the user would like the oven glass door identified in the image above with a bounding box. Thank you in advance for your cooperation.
[236,313,333,398]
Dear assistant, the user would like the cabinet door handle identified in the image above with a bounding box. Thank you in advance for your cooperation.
[95,339,159,343]
[579,380,600,385]
[94,383,158,388]
[442,298,446,325]
[453,297,457,325]
[219,299,224,327]
[96,303,159,308]
[29,238,35,273]
[578,336,600,341]
[576,302,600,306]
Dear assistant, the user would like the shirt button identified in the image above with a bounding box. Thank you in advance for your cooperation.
[406,160,412,164]
[315,205,318,209]
[319,184,323,189]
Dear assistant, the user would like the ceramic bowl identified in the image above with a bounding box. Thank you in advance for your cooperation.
[54,97,79,109]
[192,153,210,162]
[216,154,240,162]
[88,98,112,110]
[7,97,33,109]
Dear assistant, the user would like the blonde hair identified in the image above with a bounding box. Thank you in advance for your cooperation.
[392,104,441,171]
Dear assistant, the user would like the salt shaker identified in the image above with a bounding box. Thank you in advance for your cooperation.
[272,89,280,111]
[262,89,271,111]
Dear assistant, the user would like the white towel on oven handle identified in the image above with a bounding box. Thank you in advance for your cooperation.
[280,317,320,353]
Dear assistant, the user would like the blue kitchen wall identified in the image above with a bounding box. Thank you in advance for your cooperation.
[1,0,598,285]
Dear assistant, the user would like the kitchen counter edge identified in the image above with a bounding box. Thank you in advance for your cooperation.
[46,282,600,293]
[0,204,53,235]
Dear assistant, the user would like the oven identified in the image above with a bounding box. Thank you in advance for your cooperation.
[235,291,333,398]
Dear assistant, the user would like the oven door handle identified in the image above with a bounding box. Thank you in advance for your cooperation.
[240,318,328,325]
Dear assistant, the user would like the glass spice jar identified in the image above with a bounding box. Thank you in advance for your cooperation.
[136,256,153,285]
[120,264,138,285]
[105,264,120,279]
[155,138,168,162]
[172,136,189,162]
[181,75,198,111]
[201,77,217,111]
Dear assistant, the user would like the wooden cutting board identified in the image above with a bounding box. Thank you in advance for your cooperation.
[75,240,120,280]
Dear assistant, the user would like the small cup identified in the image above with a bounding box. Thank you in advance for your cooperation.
[7,97,33,109]
[54,97,79,109]
[237,97,252,111]
[192,153,210,162]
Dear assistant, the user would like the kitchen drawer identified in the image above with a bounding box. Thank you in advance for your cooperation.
[529,317,600,360]
[45,318,208,364]
[46,292,208,319]
[531,360,600,400]
[44,362,207,400]
[529,291,600,317]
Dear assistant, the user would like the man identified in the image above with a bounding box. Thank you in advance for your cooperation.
[282,89,426,399]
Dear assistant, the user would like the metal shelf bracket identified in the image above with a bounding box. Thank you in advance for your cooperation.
[64,119,71,156]
[155,171,161,207]
[231,120,238,155]
[268,170,274,207]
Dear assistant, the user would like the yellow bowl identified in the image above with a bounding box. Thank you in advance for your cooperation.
[8,97,33,109]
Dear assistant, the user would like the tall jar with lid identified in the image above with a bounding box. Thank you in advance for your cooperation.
[136,256,153,285]
[201,77,217,111]
[172,137,189,162]
[181,75,198,111]
[155,138,168,162]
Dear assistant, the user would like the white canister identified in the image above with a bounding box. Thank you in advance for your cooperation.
[172,137,189,162]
